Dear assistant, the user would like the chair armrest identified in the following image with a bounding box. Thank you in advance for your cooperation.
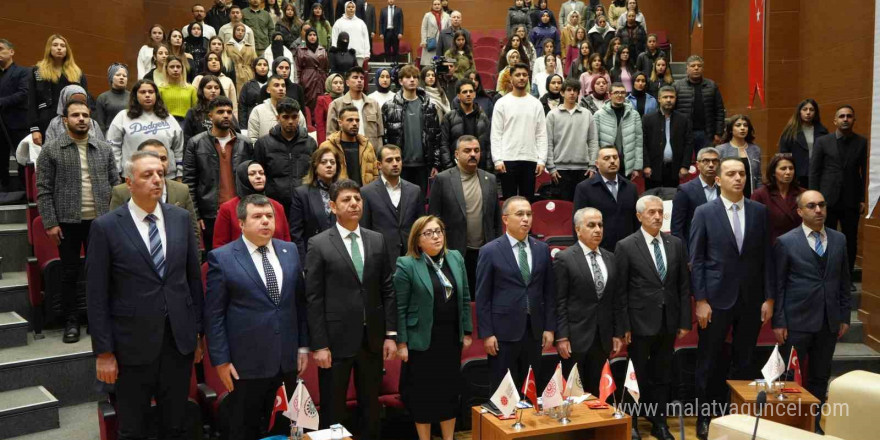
[710,414,842,440]
[197,383,217,404]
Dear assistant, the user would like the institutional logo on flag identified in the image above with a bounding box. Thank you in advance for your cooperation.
[624,359,640,403]
[286,380,319,431]
[762,344,786,383]
[541,363,565,409]
[563,363,585,398]
[598,360,616,403]
[491,370,521,417]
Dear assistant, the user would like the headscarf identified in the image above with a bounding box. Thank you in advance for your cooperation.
[543,74,562,102]
[271,31,286,61]
[253,56,269,84]
[235,160,264,198]
[107,63,128,89]
[590,74,608,100]
[56,85,88,116]
[305,28,320,52]
[589,20,613,37]
[184,22,207,47]
[537,10,552,27]
[335,32,350,51]
[506,49,520,65]
[325,73,344,99]
[374,67,391,93]
[272,56,293,79]
[630,71,647,114]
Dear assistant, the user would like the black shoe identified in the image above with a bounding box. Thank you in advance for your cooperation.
[631,427,642,440]
[851,282,858,293]
[696,418,710,440]
[650,424,675,440]
[63,320,80,343]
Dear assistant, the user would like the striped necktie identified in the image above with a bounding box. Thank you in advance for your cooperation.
[145,214,165,277]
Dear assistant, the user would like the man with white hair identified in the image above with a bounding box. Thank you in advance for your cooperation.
[331,1,372,67]
[613,195,691,440]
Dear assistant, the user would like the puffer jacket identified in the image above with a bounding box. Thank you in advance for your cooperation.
[320,131,379,185]
[382,88,443,170]
[440,103,493,171]
[182,131,253,219]
[253,124,318,212]
[506,6,532,36]
[593,100,643,176]
[672,77,726,136]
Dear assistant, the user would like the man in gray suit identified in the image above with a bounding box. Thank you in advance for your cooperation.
[614,195,691,440]
[428,135,502,291]
[772,190,850,416]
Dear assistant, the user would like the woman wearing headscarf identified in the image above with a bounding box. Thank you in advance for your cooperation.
[587,14,615,58]
[496,49,522,95]
[222,22,257,92]
[625,71,656,116]
[184,22,210,75]
[296,27,329,111]
[263,32,295,77]
[213,160,291,248]
[420,0,451,66]
[328,31,357,74]
[421,66,451,119]
[307,3,333,48]
[237,56,270,130]
[315,73,344,144]
[332,1,371,67]
[579,74,609,114]
[94,64,130,134]
[496,34,529,73]
[259,57,307,113]
[44,85,105,144]
[368,67,395,109]
[560,11,584,73]
[529,0,558,29]
[539,73,563,114]
[192,52,239,114]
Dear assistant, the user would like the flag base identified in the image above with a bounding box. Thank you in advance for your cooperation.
[776,392,789,401]
[512,407,526,430]
[612,407,625,419]
[559,416,571,425]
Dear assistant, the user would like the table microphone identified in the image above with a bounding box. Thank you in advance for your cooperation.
[670,400,685,440]
[751,391,767,440]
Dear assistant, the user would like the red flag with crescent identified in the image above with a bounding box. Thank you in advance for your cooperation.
[788,347,803,386]
[748,0,766,107]
[598,360,616,403]
[268,384,289,430]
[521,365,538,405]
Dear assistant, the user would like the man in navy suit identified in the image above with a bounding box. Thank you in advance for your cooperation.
[772,190,850,416]
[0,39,30,190]
[379,0,404,61]
[205,194,309,440]
[689,158,774,440]
[573,146,639,251]
[670,146,719,243]
[476,196,556,391]
[87,151,203,440]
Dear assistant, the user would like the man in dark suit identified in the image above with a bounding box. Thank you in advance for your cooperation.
[305,179,397,440]
[690,158,775,440]
[355,0,377,41]
[360,144,425,267]
[615,195,691,440]
[378,0,404,61]
[87,151,203,440]
[476,196,556,391]
[772,190,851,416]
[642,86,694,190]
[429,135,502,295]
[809,105,868,280]
[555,207,624,398]
[670,146,719,243]
[573,146,639,251]
[0,39,29,190]
[205,194,309,440]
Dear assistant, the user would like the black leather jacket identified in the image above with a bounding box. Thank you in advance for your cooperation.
[382,88,442,170]
[440,103,493,171]
[182,131,252,219]
[253,125,317,212]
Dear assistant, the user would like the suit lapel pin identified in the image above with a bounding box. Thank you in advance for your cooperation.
[283,249,288,253]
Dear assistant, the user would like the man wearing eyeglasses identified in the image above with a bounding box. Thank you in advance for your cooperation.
[772,189,850,430]
[670,146,720,243]
[111,140,200,243]
[593,82,643,181]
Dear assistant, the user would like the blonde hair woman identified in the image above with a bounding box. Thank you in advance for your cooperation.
[28,34,87,146]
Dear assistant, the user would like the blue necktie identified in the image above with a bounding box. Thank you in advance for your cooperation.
[731,204,743,253]
[812,231,824,256]
[145,214,165,277]
[606,180,618,201]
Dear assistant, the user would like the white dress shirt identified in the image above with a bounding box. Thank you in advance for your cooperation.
[128,200,166,261]
[506,233,532,271]
[241,236,283,293]
[720,195,746,237]
[641,227,667,280]
[700,174,717,202]
[803,224,827,254]
[386,5,395,29]
[336,222,364,261]
[578,240,607,286]
[381,175,402,208]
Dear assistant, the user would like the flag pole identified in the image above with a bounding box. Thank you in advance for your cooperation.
[612,383,624,419]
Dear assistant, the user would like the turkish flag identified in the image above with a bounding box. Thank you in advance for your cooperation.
[598,360,616,403]
[788,347,803,386]
[748,0,766,107]
[268,384,290,431]
[521,365,538,406]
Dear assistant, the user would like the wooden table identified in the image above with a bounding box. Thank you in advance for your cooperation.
[727,380,821,431]
[471,404,631,440]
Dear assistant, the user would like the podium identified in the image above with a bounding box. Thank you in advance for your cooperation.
[727,380,821,431]
[471,404,631,440]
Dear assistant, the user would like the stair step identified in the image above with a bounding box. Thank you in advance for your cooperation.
[0,272,31,324]
[0,223,33,272]
[0,311,28,349]
[4,401,98,440]
[0,386,60,438]
[840,310,864,343]
[0,330,101,406]
[831,342,880,376]
[0,204,27,225]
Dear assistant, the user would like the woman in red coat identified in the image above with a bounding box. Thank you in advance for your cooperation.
[296,28,330,112]
[213,160,292,248]
[314,73,344,144]
[750,153,804,244]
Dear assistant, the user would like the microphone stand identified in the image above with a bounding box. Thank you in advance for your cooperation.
[751,391,767,440]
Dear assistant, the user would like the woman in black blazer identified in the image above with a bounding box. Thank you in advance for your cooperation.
[395,215,472,440]
[288,145,348,261]
[778,98,828,189]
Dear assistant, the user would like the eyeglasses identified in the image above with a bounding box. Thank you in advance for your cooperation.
[611,91,627,96]
[804,202,827,210]
[421,228,445,239]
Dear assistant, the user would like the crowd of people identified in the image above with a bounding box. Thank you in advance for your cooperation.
[0,1,871,440]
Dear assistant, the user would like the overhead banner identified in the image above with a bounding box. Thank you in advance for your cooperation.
[748,0,765,108]
[690,0,702,33]
[868,0,880,217]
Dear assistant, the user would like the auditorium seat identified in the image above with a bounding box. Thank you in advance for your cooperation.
[530,199,574,241]
[27,215,85,336]
[473,36,502,49]
[379,360,403,409]
[473,46,499,60]
[474,57,497,73]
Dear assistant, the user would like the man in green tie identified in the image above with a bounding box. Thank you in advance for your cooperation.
[304,178,397,440]
[475,195,557,393]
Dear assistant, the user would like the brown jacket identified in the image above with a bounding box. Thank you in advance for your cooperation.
[326,92,384,152]
[321,131,379,186]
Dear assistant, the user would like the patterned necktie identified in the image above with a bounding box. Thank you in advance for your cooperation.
[731,203,743,253]
[349,232,364,281]
[812,231,824,256]
[652,238,666,281]
[145,214,165,277]
[606,180,618,201]
[590,251,605,298]
[517,241,531,313]
[258,246,281,305]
